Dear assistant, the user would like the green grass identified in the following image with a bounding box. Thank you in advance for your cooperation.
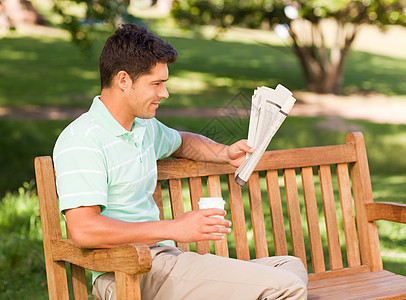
[1,17,406,299]
[0,118,71,195]
[0,183,47,299]
[1,23,406,109]
[0,35,101,108]
[0,183,94,300]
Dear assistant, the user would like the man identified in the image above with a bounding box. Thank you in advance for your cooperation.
[53,24,307,300]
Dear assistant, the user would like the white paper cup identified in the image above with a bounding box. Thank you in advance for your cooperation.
[198,197,226,210]
[198,197,226,235]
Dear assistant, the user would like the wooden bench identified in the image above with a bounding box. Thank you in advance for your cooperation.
[35,131,406,299]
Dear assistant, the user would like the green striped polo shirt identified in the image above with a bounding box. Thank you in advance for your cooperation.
[53,96,181,243]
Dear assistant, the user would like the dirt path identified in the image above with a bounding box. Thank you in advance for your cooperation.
[1,92,405,125]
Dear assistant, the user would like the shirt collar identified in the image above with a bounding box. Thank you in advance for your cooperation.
[89,96,146,146]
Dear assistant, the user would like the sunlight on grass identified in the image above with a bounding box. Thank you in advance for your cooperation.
[372,175,406,202]
[167,71,209,94]
[382,256,406,276]
[0,50,37,60]
[70,68,99,80]
[382,132,406,145]
[1,21,405,109]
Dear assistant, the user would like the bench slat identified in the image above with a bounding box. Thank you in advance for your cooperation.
[153,181,165,221]
[265,170,288,256]
[284,168,307,270]
[309,269,394,289]
[308,265,370,281]
[188,177,211,255]
[301,166,325,273]
[336,163,361,267]
[227,174,250,260]
[168,179,189,251]
[157,144,356,180]
[247,172,269,258]
[207,175,229,258]
[308,271,406,299]
[319,165,343,270]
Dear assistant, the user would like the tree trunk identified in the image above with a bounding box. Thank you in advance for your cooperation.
[290,20,359,94]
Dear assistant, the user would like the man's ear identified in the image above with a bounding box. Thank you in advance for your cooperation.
[116,71,132,91]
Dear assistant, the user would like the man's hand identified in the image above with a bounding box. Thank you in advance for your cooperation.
[171,209,232,243]
[173,132,254,167]
[227,139,254,168]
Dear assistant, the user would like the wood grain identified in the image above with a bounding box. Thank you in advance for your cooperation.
[247,172,269,258]
[284,168,307,270]
[301,166,325,273]
[265,170,288,256]
[35,131,406,300]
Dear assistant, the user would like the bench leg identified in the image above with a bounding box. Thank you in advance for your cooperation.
[115,271,141,300]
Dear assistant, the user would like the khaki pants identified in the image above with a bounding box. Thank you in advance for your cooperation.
[93,246,308,300]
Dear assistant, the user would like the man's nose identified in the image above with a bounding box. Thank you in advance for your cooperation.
[158,84,169,99]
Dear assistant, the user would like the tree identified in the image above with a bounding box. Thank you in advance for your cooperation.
[51,0,135,53]
[0,0,45,30]
[171,0,406,94]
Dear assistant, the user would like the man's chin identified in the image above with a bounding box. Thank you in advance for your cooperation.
[140,110,157,119]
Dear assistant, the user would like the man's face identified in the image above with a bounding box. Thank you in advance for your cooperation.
[126,62,169,119]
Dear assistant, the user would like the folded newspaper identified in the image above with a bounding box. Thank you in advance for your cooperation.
[235,84,296,187]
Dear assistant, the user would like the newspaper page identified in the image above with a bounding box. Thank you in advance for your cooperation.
[235,84,296,186]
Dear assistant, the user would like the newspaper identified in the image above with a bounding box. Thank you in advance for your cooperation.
[235,84,296,186]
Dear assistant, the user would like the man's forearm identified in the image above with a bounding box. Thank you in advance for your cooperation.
[66,207,176,248]
[172,131,230,163]
[65,206,230,249]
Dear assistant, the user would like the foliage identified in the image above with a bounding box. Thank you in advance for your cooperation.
[0,182,95,299]
[51,0,141,53]
[172,0,406,28]
[171,0,406,94]
[0,182,48,299]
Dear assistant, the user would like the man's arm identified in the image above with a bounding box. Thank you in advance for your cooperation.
[172,131,254,167]
[65,205,232,249]
[64,132,251,249]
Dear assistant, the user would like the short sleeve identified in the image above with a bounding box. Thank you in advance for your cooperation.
[150,118,182,159]
[53,135,108,214]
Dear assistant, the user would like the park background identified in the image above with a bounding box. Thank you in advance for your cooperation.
[0,0,405,298]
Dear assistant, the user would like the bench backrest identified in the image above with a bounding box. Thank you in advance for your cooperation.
[153,132,383,280]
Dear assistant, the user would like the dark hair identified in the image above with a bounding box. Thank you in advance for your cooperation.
[99,24,178,89]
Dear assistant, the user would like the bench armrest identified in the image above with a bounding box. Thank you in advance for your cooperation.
[366,202,406,224]
[51,239,152,275]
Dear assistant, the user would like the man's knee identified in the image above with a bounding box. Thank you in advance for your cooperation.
[292,257,308,285]
[262,273,307,300]
[278,256,308,285]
